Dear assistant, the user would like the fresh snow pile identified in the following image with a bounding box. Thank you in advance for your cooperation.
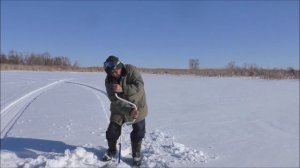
[45,147,99,168]
[1,147,104,168]
[142,129,215,167]
[1,129,214,168]
[1,150,25,167]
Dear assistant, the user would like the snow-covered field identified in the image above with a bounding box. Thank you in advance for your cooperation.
[1,71,299,167]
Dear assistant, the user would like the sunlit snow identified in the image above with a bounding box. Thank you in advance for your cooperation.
[1,71,299,167]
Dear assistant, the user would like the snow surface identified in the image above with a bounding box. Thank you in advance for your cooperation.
[1,71,299,167]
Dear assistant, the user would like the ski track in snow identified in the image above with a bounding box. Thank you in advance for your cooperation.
[1,80,217,168]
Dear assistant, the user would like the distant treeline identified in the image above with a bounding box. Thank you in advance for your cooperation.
[140,62,299,79]
[139,66,299,79]
[1,51,299,79]
[0,51,77,67]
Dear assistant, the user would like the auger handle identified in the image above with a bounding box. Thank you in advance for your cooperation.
[115,93,137,125]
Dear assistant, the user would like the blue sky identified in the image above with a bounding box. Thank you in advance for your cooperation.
[1,0,299,68]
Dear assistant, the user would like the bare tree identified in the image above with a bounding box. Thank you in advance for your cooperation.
[73,61,80,68]
[8,50,24,64]
[227,61,236,69]
[189,59,199,69]
[43,52,53,66]
[0,53,8,64]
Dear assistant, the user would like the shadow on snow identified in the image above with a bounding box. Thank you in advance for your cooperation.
[0,137,106,159]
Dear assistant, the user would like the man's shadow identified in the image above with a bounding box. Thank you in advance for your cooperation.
[0,137,106,159]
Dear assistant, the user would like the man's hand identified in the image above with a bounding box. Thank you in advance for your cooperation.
[113,84,123,93]
[130,109,139,119]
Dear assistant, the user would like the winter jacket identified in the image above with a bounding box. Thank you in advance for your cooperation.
[105,64,148,126]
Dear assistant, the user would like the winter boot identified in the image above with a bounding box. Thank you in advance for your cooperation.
[132,140,142,166]
[102,140,117,161]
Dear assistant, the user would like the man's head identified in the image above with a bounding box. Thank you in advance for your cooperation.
[104,55,123,78]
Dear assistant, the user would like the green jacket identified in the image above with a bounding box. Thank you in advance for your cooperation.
[105,64,148,125]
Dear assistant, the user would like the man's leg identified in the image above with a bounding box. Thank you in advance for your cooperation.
[130,119,146,166]
[103,122,121,161]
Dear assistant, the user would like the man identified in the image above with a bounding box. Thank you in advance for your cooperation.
[102,55,148,166]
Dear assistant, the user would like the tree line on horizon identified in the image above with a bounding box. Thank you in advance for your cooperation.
[0,50,79,67]
[1,50,298,79]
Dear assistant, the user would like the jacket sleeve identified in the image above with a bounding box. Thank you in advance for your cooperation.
[122,66,144,107]
[105,80,133,114]
[105,81,117,102]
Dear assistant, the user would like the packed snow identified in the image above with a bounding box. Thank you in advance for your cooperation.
[1,71,299,167]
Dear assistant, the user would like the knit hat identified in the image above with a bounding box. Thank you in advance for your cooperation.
[104,55,123,74]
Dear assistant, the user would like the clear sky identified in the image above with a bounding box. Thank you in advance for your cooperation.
[1,0,299,69]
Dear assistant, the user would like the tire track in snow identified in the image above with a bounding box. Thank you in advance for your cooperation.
[64,81,110,124]
[1,96,40,139]
[95,94,110,123]
[1,79,69,115]
[1,79,70,138]
[1,82,31,109]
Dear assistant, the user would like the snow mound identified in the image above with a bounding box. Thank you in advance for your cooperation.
[142,129,217,167]
[45,147,99,167]
[1,147,106,168]
[1,150,24,167]
[1,130,217,168]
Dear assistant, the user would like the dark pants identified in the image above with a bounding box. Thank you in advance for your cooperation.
[106,119,146,143]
